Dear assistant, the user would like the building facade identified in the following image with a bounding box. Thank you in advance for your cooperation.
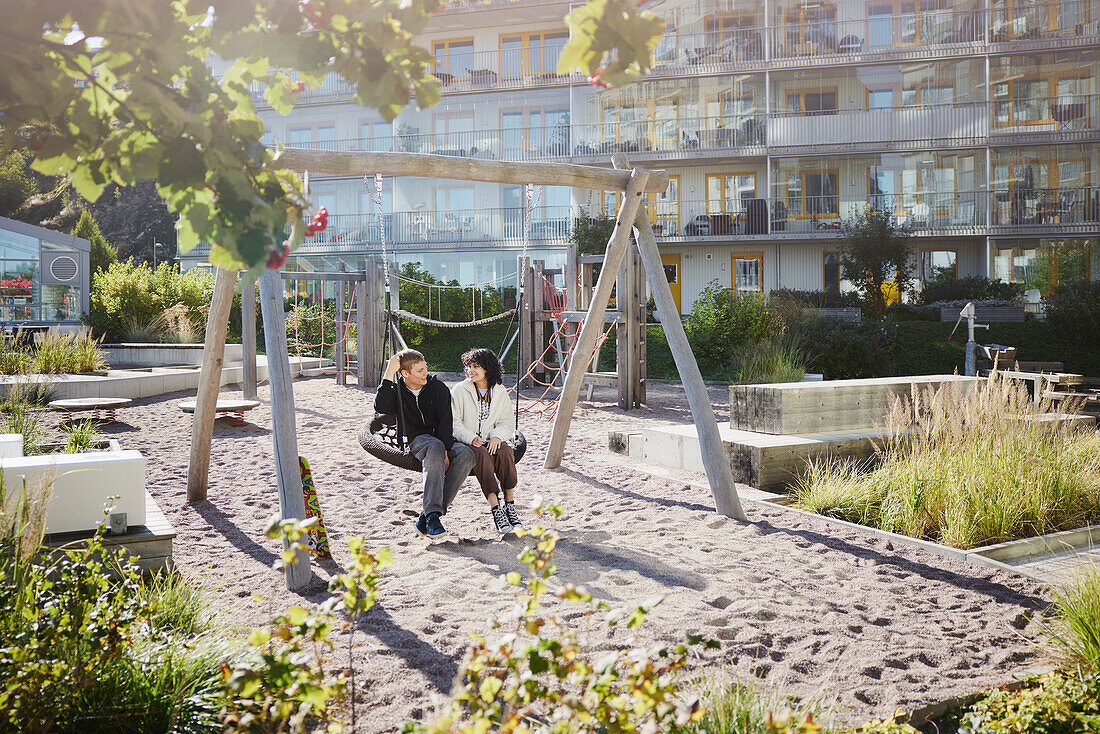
[0,215,90,328]
[190,0,1100,314]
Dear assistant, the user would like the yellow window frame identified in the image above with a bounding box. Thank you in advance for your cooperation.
[499,30,570,81]
[706,172,758,215]
[786,168,841,218]
[920,248,959,282]
[785,87,840,116]
[433,37,475,83]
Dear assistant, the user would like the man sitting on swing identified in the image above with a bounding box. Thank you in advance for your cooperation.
[377,349,475,537]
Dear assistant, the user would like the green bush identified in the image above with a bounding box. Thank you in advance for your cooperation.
[89,261,220,343]
[769,288,863,309]
[794,316,899,380]
[956,670,1100,734]
[1046,281,1100,350]
[920,276,1023,305]
[686,281,781,376]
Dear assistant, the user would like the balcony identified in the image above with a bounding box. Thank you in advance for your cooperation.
[989,93,1100,145]
[992,186,1100,233]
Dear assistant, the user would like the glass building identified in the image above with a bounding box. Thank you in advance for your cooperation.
[0,215,91,327]
[185,0,1100,313]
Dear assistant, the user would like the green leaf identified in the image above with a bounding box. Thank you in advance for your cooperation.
[506,572,522,586]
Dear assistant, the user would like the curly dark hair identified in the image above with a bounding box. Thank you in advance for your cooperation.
[461,347,503,389]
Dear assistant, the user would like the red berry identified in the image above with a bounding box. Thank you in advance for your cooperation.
[295,81,306,92]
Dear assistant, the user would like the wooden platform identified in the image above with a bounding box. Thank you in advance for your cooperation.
[729,375,977,435]
[42,489,175,573]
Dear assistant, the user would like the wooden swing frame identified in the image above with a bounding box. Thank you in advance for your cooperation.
[186,149,745,591]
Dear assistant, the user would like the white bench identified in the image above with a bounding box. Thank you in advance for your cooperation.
[0,434,21,459]
[0,447,147,534]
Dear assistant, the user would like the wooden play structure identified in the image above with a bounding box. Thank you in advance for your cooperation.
[186,150,746,590]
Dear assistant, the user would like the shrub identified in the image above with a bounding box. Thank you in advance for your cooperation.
[794,377,1100,549]
[769,288,863,309]
[733,335,808,384]
[686,280,781,374]
[793,316,898,380]
[1046,281,1100,349]
[90,260,218,343]
[919,276,1023,305]
[957,670,1100,734]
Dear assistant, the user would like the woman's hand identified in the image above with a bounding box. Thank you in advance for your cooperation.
[487,436,502,455]
[471,436,485,447]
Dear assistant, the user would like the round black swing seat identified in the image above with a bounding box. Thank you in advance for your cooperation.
[358,414,527,472]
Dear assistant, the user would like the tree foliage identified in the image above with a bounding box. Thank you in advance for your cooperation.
[839,208,914,319]
[0,1,663,275]
[0,150,34,218]
[71,209,118,274]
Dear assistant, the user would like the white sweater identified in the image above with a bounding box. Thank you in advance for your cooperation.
[451,379,516,445]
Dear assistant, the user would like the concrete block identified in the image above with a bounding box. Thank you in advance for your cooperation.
[0,434,22,458]
[1,450,147,534]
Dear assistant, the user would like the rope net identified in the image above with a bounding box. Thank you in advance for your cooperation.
[511,273,614,419]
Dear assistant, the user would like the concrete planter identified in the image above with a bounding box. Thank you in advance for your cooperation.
[101,343,244,368]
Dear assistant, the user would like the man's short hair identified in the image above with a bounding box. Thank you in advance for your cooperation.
[397,348,426,374]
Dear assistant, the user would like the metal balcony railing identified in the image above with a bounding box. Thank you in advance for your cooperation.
[301,207,573,248]
[990,93,1100,140]
[992,186,1100,230]
[990,0,1098,43]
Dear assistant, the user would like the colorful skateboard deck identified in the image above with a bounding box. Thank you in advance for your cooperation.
[299,456,332,558]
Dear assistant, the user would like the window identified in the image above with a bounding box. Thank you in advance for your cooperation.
[993,0,1090,39]
[650,176,680,236]
[901,81,955,107]
[994,243,1092,294]
[784,3,837,51]
[869,168,899,212]
[288,127,311,147]
[317,125,335,151]
[786,88,838,115]
[823,251,840,293]
[992,73,1091,127]
[505,185,570,238]
[867,0,955,47]
[654,21,678,65]
[786,170,839,217]
[993,158,1088,224]
[921,250,957,283]
[602,98,679,151]
[262,128,273,147]
[432,112,474,155]
[732,253,764,293]
[360,120,393,151]
[502,108,570,159]
[704,13,763,59]
[868,88,894,111]
[707,173,757,216]
[286,125,336,148]
[433,38,474,84]
[500,31,569,82]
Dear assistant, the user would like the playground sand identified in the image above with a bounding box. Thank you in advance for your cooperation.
[104,375,1048,731]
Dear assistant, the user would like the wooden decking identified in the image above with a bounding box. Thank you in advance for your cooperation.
[43,490,175,573]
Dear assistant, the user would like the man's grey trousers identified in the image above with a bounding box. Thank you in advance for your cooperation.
[408,434,476,516]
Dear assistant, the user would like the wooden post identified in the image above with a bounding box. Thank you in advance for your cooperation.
[613,155,745,520]
[533,259,546,385]
[615,251,631,409]
[357,265,372,389]
[518,256,533,389]
[336,263,347,386]
[257,268,312,589]
[187,267,238,502]
[634,250,647,406]
[565,242,578,311]
[242,280,257,400]
[545,169,649,469]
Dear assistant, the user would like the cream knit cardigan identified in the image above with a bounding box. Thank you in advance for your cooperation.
[451,378,515,445]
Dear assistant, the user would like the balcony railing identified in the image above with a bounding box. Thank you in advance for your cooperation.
[279,187,1097,254]
[287,97,1098,163]
[991,0,1097,43]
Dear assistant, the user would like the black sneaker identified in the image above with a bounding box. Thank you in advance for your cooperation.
[415,513,429,536]
[491,505,513,536]
[424,512,447,537]
[504,502,523,531]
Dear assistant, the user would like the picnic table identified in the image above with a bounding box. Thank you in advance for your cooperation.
[49,397,132,424]
[178,398,261,427]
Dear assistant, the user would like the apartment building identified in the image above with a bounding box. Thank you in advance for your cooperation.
[190,0,1100,314]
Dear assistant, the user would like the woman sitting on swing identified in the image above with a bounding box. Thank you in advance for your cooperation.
[452,348,524,536]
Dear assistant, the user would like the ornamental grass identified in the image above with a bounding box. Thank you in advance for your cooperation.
[794,376,1100,549]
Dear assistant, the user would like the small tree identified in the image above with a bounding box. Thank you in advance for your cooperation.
[0,150,34,219]
[71,211,118,275]
[839,207,914,319]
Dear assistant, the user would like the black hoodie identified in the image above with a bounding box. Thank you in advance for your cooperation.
[374,374,456,450]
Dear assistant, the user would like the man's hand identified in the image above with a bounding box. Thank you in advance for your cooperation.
[487,437,502,455]
[471,436,485,447]
[444,454,450,472]
[383,354,401,381]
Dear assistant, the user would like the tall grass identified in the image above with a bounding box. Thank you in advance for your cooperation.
[33,329,107,374]
[1043,563,1100,672]
[0,393,45,456]
[61,419,98,453]
[0,330,33,375]
[695,672,829,733]
[733,335,808,385]
[123,304,201,344]
[794,376,1100,549]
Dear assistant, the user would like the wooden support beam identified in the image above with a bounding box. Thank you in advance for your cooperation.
[613,155,745,520]
[545,169,650,469]
[257,268,312,590]
[336,262,346,386]
[616,251,632,410]
[357,265,372,389]
[242,280,257,400]
[533,259,546,384]
[187,267,238,502]
[518,256,533,389]
[277,148,670,194]
[565,242,578,312]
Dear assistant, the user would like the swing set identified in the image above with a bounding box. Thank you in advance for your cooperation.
[186,150,746,591]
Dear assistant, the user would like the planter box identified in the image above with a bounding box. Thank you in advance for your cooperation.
[939,305,1025,323]
[0,434,20,459]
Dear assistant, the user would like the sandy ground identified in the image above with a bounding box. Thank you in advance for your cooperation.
[93,375,1049,731]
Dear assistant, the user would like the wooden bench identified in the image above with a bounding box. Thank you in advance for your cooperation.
[178,398,261,427]
[49,397,133,424]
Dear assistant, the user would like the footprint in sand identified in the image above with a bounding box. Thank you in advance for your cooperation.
[861,665,882,680]
[706,616,730,627]
[707,596,733,610]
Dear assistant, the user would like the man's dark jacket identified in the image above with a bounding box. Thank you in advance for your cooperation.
[374,375,455,450]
